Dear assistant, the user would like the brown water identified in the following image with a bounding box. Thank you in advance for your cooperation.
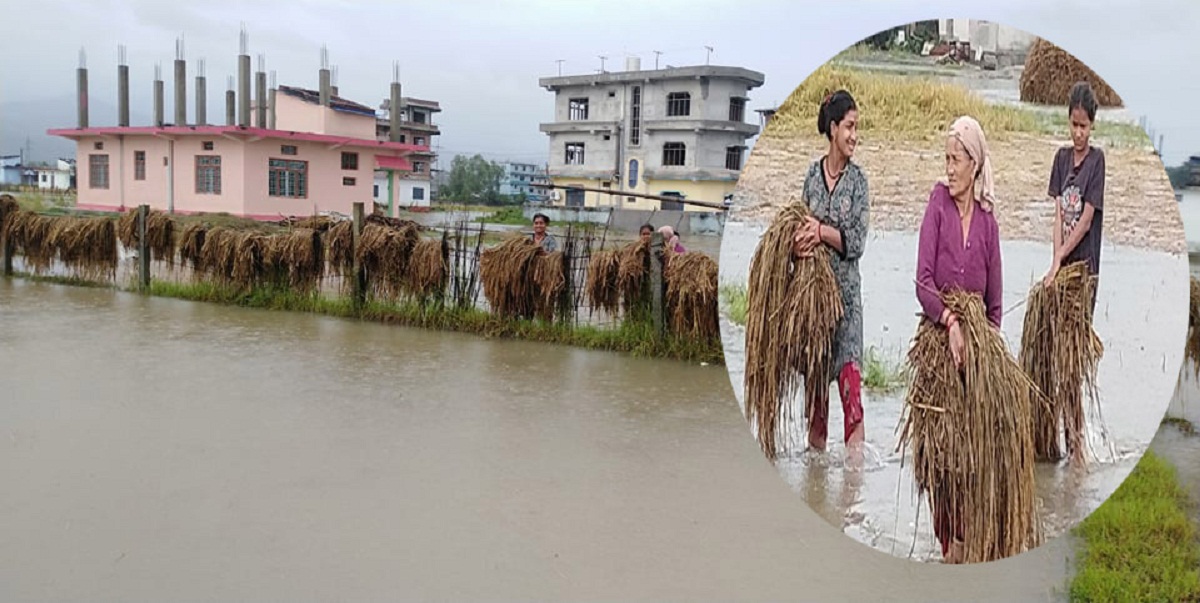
[720,223,1189,562]
[0,278,1075,601]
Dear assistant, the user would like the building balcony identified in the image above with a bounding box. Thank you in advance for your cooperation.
[642,119,758,136]
[643,165,740,182]
[539,121,618,135]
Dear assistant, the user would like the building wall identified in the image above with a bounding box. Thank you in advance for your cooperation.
[273,94,324,134]
[322,106,376,139]
[176,137,248,215]
[547,176,728,213]
[242,138,374,217]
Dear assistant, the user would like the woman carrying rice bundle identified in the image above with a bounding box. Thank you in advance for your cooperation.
[906,115,1039,563]
[791,89,870,453]
[1034,81,1107,466]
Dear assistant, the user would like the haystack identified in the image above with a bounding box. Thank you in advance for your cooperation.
[664,251,719,342]
[897,291,1043,564]
[585,249,621,315]
[743,201,844,459]
[479,236,544,320]
[1019,38,1124,107]
[1019,261,1104,462]
[1187,277,1200,378]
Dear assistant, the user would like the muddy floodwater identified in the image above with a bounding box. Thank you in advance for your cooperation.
[720,222,1188,562]
[0,278,1080,601]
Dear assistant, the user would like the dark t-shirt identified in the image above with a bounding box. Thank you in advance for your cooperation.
[1049,145,1105,276]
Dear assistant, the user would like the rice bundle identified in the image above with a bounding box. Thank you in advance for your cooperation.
[326,221,355,276]
[479,236,543,320]
[1019,38,1124,107]
[197,227,241,285]
[264,228,325,294]
[117,209,175,265]
[664,251,719,341]
[585,249,621,314]
[6,211,58,273]
[287,215,335,232]
[47,216,118,280]
[231,232,271,288]
[531,250,566,321]
[897,291,1043,564]
[0,194,18,235]
[1187,277,1200,378]
[357,221,420,300]
[616,240,651,315]
[178,224,207,272]
[743,200,844,459]
[404,237,448,303]
[1019,261,1104,462]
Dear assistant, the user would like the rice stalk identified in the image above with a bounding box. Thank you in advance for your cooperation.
[897,291,1044,563]
[664,251,719,342]
[743,200,844,459]
[1187,277,1200,379]
[585,249,621,314]
[479,236,542,320]
[404,237,448,304]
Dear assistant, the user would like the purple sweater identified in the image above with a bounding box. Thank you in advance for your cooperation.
[916,183,1004,328]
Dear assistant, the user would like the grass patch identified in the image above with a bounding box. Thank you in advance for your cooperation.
[1163,416,1197,436]
[479,206,528,225]
[764,64,1039,141]
[1030,112,1151,149]
[863,346,908,392]
[720,284,748,326]
[146,280,723,364]
[1070,450,1200,603]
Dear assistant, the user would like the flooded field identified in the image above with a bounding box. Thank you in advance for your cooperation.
[719,222,1189,562]
[0,278,1083,601]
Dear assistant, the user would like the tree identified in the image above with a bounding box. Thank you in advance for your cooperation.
[442,154,506,205]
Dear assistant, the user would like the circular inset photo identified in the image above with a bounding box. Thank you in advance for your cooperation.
[718,20,1188,564]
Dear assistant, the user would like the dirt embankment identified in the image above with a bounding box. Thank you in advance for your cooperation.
[733,135,1184,255]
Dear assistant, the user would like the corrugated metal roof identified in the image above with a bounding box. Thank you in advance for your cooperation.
[278,85,377,117]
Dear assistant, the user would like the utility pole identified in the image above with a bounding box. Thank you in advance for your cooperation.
[705,46,714,65]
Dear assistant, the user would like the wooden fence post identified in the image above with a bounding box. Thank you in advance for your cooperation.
[650,231,665,337]
[1,205,12,277]
[138,204,150,291]
[351,202,366,309]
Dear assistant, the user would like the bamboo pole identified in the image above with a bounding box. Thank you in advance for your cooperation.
[138,204,150,291]
[352,201,365,308]
[650,230,664,336]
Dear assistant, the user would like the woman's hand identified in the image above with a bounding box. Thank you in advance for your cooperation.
[948,318,966,369]
[792,218,821,258]
[1042,263,1059,288]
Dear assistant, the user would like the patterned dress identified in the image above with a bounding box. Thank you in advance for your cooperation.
[803,158,870,382]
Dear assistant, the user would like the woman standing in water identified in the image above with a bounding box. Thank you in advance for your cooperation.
[1040,82,1106,466]
[913,115,1006,563]
[791,90,870,453]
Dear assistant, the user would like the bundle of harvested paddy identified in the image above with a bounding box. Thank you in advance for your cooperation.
[664,251,719,342]
[178,223,207,271]
[0,194,18,235]
[326,221,355,276]
[479,236,543,320]
[897,291,1043,564]
[1187,277,1200,378]
[116,209,175,265]
[357,221,420,300]
[263,228,325,294]
[616,240,651,315]
[6,211,59,274]
[197,227,243,286]
[45,215,119,280]
[743,201,844,460]
[1019,261,1104,462]
[404,237,448,303]
[531,250,567,321]
[285,215,335,232]
[585,249,621,314]
[1019,38,1124,107]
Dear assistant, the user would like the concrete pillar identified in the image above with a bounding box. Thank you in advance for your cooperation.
[268,88,276,130]
[174,59,187,126]
[154,78,164,127]
[319,68,331,106]
[77,67,89,128]
[195,75,207,126]
[226,89,235,126]
[118,64,130,127]
[256,70,267,128]
[389,82,402,142]
[238,54,250,127]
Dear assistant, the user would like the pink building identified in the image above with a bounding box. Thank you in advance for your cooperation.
[49,86,429,220]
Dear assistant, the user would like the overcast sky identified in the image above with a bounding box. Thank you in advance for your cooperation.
[1,0,1197,166]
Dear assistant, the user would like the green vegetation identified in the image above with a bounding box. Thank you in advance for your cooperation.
[145,280,723,364]
[1070,450,1200,603]
[863,346,909,392]
[440,154,508,205]
[480,206,528,225]
[720,284,748,326]
[1162,416,1196,436]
